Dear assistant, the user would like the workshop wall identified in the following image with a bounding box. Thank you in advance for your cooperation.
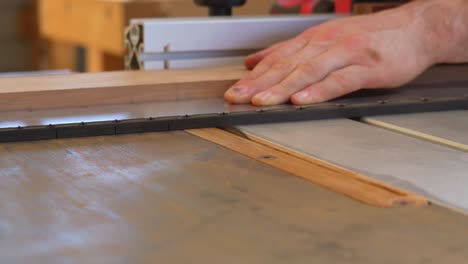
[0,0,32,72]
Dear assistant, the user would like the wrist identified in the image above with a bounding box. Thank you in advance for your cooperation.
[417,0,468,64]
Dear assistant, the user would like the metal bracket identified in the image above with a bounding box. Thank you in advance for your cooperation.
[125,15,341,70]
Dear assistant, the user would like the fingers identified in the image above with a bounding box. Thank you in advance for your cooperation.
[244,42,331,91]
[291,66,366,105]
[225,29,320,104]
[245,38,308,81]
[226,42,331,104]
[251,48,355,106]
[244,27,318,70]
[244,41,287,70]
[225,39,307,104]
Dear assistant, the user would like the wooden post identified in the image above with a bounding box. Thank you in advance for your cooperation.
[86,46,104,72]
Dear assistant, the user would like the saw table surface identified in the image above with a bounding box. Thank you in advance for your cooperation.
[1,131,468,263]
[238,114,468,213]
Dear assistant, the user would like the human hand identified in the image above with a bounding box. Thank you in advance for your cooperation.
[225,1,455,106]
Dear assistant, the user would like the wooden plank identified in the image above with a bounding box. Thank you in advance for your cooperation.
[236,119,468,213]
[0,65,247,112]
[86,46,104,72]
[187,128,428,208]
[39,0,163,56]
[1,131,467,263]
[363,111,468,152]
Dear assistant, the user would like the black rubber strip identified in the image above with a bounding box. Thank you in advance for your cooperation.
[0,95,467,143]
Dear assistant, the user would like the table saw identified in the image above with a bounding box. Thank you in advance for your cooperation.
[1,14,468,263]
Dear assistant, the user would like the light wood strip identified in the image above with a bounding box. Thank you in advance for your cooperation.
[0,65,247,112]
[187,128,428,208]
[363,117,468,152]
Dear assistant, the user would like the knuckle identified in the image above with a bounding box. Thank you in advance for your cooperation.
[316,26,343,41]
[330,72,349,88]
[271,61,294,73]
[289,37,308,49]
[263,53,283,65]
[328,71,362,96]
[270,83,290,95]
[306,40,329,49]
[341,34,369,49]
[297,62,321,77]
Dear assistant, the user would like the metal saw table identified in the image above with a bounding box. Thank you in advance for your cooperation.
[1,131,468,263]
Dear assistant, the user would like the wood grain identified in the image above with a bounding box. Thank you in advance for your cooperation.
[187,128,428,208]
[0,65,247,112]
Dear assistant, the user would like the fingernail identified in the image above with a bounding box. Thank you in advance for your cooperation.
[228,85,250,96]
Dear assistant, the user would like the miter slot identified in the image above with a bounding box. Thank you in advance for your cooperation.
[55,122,117,139]
[115,118,171,135]
[0,125,57,142]
[0,96,466,143]
[169,114,225,130]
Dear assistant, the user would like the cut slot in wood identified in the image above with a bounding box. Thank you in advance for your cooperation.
[187,128,429,208]
[363,117,468,152]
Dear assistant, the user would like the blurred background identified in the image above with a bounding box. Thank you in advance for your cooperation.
[1,0,405,74]
[1,0,274,73]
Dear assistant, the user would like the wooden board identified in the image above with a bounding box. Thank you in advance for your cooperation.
[39,0,163,56]
[236,119,468,213]
[187,128,427,208]
[0,65,247,112]
[0,131,468,263]
[363,111,468,152]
